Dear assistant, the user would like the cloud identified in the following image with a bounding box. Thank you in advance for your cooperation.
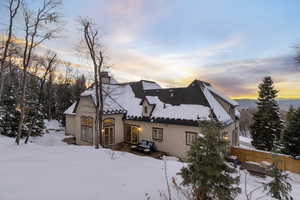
[193,56,300,98]
[197,33,243,57]
[93,0,169,45]
[157,33,243,65]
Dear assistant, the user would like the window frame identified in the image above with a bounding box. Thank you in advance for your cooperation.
[152,127,163,142]
[186,131,197,146]
[80,116,93,143]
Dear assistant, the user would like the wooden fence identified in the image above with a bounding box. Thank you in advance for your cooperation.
[230,147,300,174]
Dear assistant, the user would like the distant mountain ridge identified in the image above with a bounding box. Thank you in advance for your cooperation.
[235,99,300,111]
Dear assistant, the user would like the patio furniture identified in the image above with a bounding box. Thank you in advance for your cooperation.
[130,140,157,154]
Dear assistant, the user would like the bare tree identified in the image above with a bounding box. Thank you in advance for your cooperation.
[16,0,62,145]
[79,18,104,149]
[0,0,21,102]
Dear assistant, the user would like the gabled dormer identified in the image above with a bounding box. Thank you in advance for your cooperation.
[140,97,156,117]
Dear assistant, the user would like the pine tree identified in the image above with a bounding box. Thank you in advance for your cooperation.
[250,76,283,151]
[286,106,295,123]
[282,107,300,157]
[263,162,293,200]
[178,120,240,200]
[0,81,20,137]
[19,76,45,138]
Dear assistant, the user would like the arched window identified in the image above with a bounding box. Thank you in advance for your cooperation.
[103,118,115,127]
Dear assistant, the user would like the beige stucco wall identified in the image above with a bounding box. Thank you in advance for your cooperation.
[125,119,239,158]
[108,114,124,144]
[125,120,201,158]
[223,121,239,146]
[65,114,76,136]
[73,96,124,146]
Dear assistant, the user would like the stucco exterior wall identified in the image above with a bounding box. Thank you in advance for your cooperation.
[125,119,239,158]
[223,121,240,146]
[105,114,124,145]
[74,96,96,145]
[65,114,76,136]
[125,120,202,158]
[73,96,124,146]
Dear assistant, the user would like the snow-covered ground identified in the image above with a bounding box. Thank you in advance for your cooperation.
[0,122,300,200]
[239,135,255,149]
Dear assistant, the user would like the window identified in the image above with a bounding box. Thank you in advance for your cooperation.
[144,106,148,114]
[103,118,115,146]
[186,132,197,145]
[81,116,93,143]
[152,128,163,142]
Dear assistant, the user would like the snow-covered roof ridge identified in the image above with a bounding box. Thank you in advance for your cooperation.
[64,102,76,115]
[201,86,233,123]
[188,79,239,107]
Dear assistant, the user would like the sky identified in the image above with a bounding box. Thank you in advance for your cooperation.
[1,0,300,98]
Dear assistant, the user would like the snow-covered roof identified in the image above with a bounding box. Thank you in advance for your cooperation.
[63,102,76,115]
[142,80,161,90]
[201,86,232,123]
[145,96,210,121]
[206,85,239,106]
[81,84,128,114]
[65,79,237,125]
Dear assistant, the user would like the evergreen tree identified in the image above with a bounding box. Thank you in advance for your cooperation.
[286,106,295,123]
[24,77,45,137]
[263,162,293,200]
[178,120,240,200]
[0,79,20,137]
[282,107,300,157]
[251,76,283,151]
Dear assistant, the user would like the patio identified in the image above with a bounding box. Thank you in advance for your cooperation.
[112,142,168,159]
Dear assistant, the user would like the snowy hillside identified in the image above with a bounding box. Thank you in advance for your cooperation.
[1,125,300,200]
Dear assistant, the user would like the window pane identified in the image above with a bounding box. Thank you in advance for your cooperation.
[152,128,163,141]
[186,132,197,145]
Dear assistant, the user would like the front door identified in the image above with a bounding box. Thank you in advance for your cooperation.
[103,126,114,146]
[131,126,139,144]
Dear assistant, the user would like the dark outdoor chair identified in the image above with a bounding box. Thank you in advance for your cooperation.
[130,140,157,154]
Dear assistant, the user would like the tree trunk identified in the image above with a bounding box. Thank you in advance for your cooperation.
[98,69,103,147]
[16,72,27,145]
[25,120,35,144]
[0,0,20,103]
[0,73,5,102]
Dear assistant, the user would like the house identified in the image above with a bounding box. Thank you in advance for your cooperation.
[64,73,240,158]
